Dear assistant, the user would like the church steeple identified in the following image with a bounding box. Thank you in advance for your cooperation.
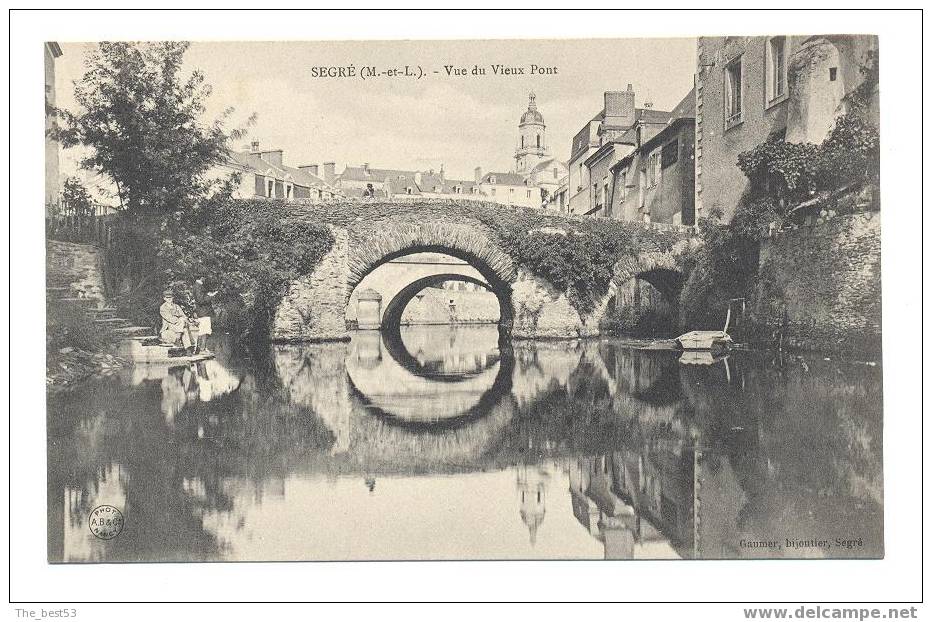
[515,92,550,173]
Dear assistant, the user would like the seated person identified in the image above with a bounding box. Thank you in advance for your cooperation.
[159,290,194,353]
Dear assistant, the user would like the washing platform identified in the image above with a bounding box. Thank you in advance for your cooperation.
[118,337,215,364]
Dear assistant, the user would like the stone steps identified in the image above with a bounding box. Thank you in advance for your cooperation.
[113,325,154,337]
[92,317,131,327]
[50,296,102,309]
[87,306,118,319]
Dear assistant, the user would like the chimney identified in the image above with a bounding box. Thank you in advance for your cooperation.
[299,164,319,177]
[474,166,483,183]
[322,162,335,183]
[258,149,283,167]
[604,84,636,129]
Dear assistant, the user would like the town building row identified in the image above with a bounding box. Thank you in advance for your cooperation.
[550,34,878,226]
[45,35,879,224]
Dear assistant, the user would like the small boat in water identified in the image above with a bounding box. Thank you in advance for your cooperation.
[676,329,732,352]
[676,298,744,353]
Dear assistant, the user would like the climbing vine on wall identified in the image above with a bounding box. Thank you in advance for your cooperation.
[471,206,688,313]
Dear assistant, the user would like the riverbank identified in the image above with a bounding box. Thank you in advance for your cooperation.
[46,347,126,392]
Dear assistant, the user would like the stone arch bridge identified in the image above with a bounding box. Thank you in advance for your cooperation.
[271,199,698,341]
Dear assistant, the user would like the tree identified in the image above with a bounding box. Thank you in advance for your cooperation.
[60,176,94,219]
[49,41,250,215]
[50,42,254,311]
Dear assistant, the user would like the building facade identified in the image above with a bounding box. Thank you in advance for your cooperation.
[335,164,481,200]
[609,87,696,225]
[223,142,342,201]
[568,85,672,216]
[695,35,879,223]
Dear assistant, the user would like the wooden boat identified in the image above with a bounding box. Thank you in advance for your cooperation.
[676,298,744,353]
[676,330,732,352]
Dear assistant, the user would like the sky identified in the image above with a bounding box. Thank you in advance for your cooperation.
[56,38,696,183]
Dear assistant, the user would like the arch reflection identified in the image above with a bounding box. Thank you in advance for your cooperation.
[345,325,514,430]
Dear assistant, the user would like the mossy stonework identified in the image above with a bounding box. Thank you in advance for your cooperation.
[268,198,697,341]
[752,210,881,356]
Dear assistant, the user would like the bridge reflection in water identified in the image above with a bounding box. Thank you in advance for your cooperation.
[47,326,883,562]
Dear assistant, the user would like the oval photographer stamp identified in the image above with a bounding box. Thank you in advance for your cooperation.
[88,505,124,540]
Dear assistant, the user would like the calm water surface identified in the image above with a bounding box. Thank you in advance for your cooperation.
[47,325,883,561]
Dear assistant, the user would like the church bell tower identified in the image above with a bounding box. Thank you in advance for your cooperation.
[515,92,550,173]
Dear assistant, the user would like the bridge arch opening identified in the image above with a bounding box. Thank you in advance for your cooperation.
[346,250,508,334]
[605,268,684,338]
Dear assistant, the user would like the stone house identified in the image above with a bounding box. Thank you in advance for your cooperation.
[223,142,342,201]
[609,87,696,225]
[695,34,879,223]
[474,170,543,208]
[567,85,671,216]
[335,163,481,200]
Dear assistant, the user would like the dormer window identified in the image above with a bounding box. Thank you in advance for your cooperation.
[489,175,496,184]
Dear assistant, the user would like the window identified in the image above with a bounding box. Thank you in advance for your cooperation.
[725,55,743,128]
[266,179,274,198]
[526,189,532,199]
[285,183,294,200]
[829,67,837,81]
[536,134,541,148]
[647,153,661,187]
[603,179,609,211]
[521,136,524,148]
[490,188,496,196]
[766,37,787,105]
[619,169,627,201]
[406,187,413,194]
[638,170,646,208]
[490,175,496,184]
[661,139,679,168]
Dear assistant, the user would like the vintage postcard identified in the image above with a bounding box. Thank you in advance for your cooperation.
[44,34,883,564]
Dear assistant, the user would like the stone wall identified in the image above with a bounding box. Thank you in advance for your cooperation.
[272,226,350,342]
[751,211,881,356]
[400,288,499,325]
[47,240,106,301]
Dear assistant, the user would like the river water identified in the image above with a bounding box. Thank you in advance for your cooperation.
[47,325,883,562]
